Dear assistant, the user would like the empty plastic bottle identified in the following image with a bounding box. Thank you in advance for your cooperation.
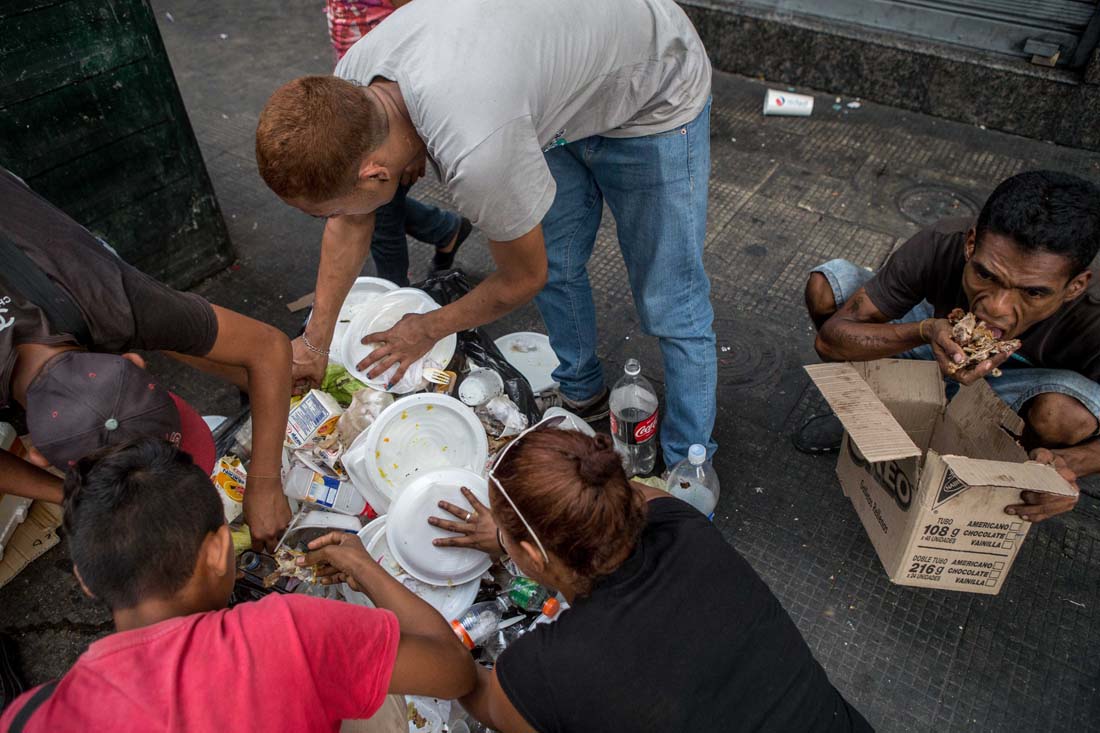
[610,359,659,476]
[665,444,720,520]
[451,597,512,650]
[483,616,528,663]
[526,597,562,632]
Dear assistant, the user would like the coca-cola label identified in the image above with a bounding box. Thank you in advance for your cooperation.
[611,410,658,446]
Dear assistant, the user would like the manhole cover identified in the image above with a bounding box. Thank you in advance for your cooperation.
[714,317,784,389]
[896,185,979,226]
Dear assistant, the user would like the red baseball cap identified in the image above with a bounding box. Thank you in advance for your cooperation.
[25,352,215,474]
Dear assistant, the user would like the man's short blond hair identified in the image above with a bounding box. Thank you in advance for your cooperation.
[255,76,389,202]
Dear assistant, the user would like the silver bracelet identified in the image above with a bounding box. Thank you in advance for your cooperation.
[301,332,330,356]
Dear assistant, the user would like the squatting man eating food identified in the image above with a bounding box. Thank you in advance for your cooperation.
[802,170,1100,523]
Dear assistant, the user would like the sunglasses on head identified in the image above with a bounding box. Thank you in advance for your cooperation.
[486,414,567,563]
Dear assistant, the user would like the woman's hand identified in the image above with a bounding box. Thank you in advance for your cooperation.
[300,531,374,590]
[428,487,503,559]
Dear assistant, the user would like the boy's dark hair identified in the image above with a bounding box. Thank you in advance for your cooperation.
[62,438,224,610]
[976,170,1100,276]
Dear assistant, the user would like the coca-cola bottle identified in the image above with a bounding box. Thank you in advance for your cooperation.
[609,359,659,476]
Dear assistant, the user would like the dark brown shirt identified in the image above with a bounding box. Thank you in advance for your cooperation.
[0,168,218,408]
[864,217,1100,383]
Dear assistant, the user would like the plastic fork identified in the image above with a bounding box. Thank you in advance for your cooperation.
[423,368,454,386]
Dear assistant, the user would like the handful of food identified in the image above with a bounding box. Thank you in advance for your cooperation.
[264,548,315,588]
[945,308,1021,377]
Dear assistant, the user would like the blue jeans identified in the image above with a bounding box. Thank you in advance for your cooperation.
[370,184,461,287]
[535,99,717,466]
[812,258,1100,419]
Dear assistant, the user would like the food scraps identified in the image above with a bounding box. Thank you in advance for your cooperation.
[946,309,1021,377]
[264,548,315,588]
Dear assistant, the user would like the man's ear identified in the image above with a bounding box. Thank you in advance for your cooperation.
[356,158,391,186]
[203,525,234,578]
[964,228,976,261]
[73,566,96,600]
[120,352,147,370]
[1065,268,1091,302]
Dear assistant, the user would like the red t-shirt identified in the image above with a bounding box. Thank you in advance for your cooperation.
[0,594,399,733]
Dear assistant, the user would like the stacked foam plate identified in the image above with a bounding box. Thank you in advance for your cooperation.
[343,470,489,619]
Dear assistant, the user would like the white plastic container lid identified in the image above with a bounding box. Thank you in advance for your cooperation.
[493,331,559,394]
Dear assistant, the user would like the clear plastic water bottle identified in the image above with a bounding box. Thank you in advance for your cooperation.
[483,616,527,663]
[609,359,659,476]
[665,444,720,520]
[451,597,511,650]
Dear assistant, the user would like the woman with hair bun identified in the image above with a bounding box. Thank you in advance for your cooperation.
[430,417,872,733]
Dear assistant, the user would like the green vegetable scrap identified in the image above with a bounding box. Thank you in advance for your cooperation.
[321,364,368,407]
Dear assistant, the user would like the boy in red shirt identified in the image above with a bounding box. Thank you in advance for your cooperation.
[0,438,476,732]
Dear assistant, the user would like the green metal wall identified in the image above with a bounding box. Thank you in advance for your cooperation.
[0,0,233,289]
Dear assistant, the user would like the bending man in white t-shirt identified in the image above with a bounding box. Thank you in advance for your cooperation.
[256,0,717,468]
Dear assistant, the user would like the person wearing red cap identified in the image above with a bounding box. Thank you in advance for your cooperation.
[0,166,294,551]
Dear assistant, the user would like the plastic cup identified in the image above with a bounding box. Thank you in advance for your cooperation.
[458,368,505,407]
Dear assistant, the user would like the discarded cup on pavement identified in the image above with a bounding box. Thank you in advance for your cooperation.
[763,89,814,117]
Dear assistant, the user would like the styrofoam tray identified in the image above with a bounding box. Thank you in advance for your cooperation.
[343,394,487,513]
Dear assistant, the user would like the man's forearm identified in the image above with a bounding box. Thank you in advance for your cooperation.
[0,451,63,504]
[244,337,293,479]
[306,214,376,349]
[816,319,925,362]
[421,269,535,341]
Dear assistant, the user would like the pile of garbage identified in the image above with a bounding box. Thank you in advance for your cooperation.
[212,275,574,733]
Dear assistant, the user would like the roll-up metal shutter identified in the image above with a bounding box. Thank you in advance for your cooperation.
[740,0,1100,67]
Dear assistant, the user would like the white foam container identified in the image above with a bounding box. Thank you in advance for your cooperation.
[364,525,480,619]
[385,468,492,586]
[340,288,457,394]
[343,394,487,513]
[327,277,398,363]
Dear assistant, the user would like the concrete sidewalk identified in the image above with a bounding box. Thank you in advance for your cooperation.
[2,2,1099,730]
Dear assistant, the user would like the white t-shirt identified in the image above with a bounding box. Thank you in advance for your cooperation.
[335,0,712,242]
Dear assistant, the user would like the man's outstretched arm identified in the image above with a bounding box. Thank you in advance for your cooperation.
[356,224,548,384]
[816,286,1012,385]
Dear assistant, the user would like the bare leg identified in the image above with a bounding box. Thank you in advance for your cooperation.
[1023,392,1099,450]
[805,272,839,331]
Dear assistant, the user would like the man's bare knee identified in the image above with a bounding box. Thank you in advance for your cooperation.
[1025,393,1099,448]
[806,272,838,331]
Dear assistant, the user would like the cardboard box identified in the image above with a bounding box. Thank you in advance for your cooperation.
[0,501,62,589]
[805,359,1075,595]
[285,390,343,449]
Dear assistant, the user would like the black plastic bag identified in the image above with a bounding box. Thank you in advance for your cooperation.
[413,271,542,425]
